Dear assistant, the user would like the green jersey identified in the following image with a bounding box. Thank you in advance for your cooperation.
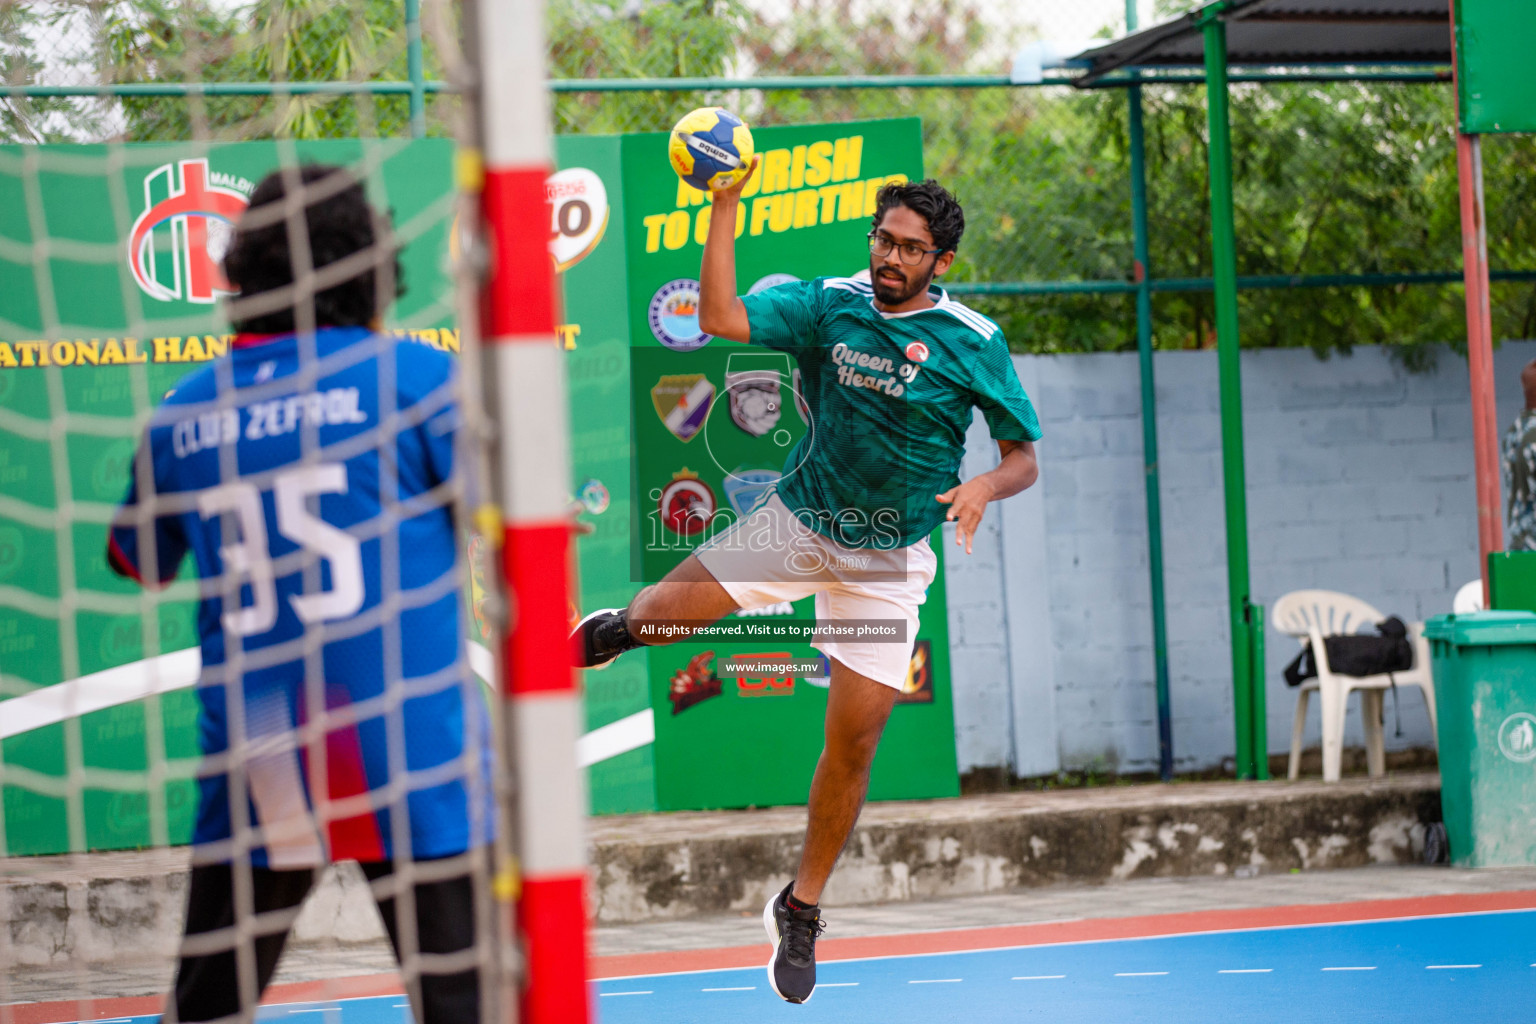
[740,273,1042,549]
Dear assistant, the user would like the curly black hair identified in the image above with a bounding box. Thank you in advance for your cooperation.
[871,178,965,254]
[222,164,403,335]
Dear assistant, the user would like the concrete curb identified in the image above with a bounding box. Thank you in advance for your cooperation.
[0,773,1442,965]
[588,773,1442,922]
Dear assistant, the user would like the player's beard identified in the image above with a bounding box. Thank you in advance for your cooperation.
[870,256,933,306]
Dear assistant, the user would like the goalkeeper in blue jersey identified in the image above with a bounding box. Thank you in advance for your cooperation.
[108,166,492,1024]
[572,164,1041,1004]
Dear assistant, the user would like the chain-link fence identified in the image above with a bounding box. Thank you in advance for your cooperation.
[4,0,1536,356]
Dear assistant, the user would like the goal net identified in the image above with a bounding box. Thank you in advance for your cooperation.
[0,2,560,1022]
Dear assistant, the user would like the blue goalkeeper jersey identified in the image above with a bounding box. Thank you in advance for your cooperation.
[108,326,494,866]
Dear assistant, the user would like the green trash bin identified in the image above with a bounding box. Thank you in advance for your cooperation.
[1425,611,1536,866]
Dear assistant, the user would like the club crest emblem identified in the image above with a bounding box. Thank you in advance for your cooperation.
[725,367,782,436]
[722,468,782,515]
[651,373,715,442]
[659,469,715,536]
[905,340,930,363]
[648,279,712,351]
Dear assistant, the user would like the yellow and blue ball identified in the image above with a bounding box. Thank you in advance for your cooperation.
[668,107,754,192]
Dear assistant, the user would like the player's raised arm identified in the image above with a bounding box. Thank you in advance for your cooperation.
[696,156,758,343]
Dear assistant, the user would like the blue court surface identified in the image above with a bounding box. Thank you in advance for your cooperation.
[57,908,1536,1024]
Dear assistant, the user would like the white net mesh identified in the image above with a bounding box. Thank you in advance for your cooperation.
[0,40,509,1024]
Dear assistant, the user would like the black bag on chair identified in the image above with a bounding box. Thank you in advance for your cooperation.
[1282,616,1414,687]
[1282,615,1416,737]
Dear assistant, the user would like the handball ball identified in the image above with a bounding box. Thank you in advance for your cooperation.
[669,107,755,192]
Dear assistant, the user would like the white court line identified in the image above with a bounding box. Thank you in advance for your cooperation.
[818,982,859,987]
[1219,969,1273,974]
[287,1010,333,1014]
[1013,975,1066,980]
[1115,972,1168,977]
[1426,964,1481,970]
[908,978,962,984]
[598,907,1536,982]
[599,991,654,997]
[701,986,755,992]
[1322,966,1376,971]
[392,1003,410,1008]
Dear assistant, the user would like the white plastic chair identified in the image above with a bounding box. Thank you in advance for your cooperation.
[1272,589,1438,783]
[1453,579,1484,614]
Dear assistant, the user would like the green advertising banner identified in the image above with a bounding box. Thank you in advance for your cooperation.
[1,119,959,855]
[0,139,460,854]
[560,117,960,813]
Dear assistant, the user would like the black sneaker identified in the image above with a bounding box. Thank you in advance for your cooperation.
[570,608,640,670]
[763,882,824,1004]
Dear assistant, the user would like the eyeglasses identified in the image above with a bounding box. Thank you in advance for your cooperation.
[867,231,943,266]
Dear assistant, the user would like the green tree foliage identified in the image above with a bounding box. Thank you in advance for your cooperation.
[71,0,437,141]
[1138,81,1534,360]
[548,0,749,134]
[8,0,1536,354]
[1,1,116,143]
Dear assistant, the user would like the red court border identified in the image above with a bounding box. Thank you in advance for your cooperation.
[12,889,1536,1023]
[592,889,1536,979]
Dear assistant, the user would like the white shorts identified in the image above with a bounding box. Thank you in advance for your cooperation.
[694,492,936,690]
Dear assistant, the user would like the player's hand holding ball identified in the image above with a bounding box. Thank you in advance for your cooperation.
[669,107,757,199]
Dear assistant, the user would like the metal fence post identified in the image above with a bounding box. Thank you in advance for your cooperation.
[1199,3,1258,780]
[1248,601,1268,779]
[405,0,425,137]
[1126,0,1175,783]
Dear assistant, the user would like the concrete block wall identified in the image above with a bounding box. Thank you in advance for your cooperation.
[945,341,1536,777]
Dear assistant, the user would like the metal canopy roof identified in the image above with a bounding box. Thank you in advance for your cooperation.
[1073,0,1452,87]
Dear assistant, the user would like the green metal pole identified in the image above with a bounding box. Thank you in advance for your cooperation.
[1249,602,1268,779]
[405,0,426,137]
[1200,5,1258,780]
[1125,2,1175,783]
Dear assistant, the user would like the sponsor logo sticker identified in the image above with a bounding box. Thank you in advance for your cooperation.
[896,639,935,704]
[730,651,796,697]
[127,158,251,304]
[648,279,712,351]
[668,650,723,715]
[577,478,610,516]
[547,167,609,274]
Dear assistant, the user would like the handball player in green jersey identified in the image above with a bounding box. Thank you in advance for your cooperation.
[571,160,1041,1004]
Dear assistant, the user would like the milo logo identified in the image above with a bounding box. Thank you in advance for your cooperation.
[93,439,136,500]
[100,616,145,664]
[0,525,22,581]
[97,614,185,665]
